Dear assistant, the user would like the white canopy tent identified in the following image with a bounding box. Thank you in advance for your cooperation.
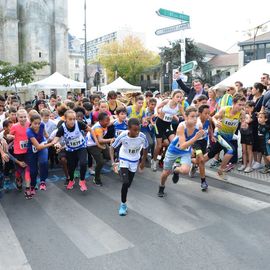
[101,77,141,95]
[28,72,86,89]
[216,59,270,87]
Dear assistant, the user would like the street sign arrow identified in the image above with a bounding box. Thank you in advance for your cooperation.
[155,22,190,36]
[156,8,190,22]
[181,61,198,74]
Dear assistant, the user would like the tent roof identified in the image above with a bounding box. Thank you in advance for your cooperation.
[216,59,270,88]
[28,72,86,89]
[101,77,141,94]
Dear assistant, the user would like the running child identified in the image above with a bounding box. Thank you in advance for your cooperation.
[158,106,205,197]
[110,118,148,216]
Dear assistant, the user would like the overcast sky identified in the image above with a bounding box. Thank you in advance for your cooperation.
[68,0,270,53]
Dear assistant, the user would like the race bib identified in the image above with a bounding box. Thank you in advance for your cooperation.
[128,148,141,154]
[68,137,84,148]
[20,140,28,150]
[32,145,38,153]
[163,113,173,122]
[115,130,123,136]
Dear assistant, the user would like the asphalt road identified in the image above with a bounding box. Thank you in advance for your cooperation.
[1,167,270,270]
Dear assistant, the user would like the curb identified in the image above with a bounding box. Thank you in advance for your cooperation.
[206,169,270,196]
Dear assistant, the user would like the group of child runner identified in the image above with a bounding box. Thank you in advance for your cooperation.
[0,73,270,216]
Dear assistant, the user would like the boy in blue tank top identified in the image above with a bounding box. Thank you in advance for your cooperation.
[158,107,205,197]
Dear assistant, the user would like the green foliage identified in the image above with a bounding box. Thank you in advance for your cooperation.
[0,61,48,90]
[98,36,160,84]
[159,39,212,83]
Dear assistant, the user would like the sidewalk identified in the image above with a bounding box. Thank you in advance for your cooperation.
[205,162,270,196]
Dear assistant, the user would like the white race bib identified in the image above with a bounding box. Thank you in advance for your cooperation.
[32,145,38,153]
[68,137,84,148]
[163,113,173,122]
[128,148,141,155]
[20,140,28,150]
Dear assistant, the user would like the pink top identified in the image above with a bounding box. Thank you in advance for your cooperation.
[92,110,111,123]
[10,122,30,154]
[207,98,217,114]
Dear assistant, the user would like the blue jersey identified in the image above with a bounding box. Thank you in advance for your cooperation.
[113,119,128,138]
[197,119,210,141]
[168,122,198,155]
[27,122,46,153]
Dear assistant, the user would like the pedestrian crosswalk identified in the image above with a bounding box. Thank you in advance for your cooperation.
[0,169,270,270]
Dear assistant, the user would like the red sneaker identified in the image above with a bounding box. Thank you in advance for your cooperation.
[66,180,75,190]
[39,182,47,191]
[79,180,88,192]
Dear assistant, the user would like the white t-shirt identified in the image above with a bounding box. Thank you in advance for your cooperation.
[43,119,57,136]
[111,130,148,163]
[0,113,6,131]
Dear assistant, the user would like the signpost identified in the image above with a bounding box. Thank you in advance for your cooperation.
[156,8,190,22]
[155,22,190,36]
[181,61,198,74]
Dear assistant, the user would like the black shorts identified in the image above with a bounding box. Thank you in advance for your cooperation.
[155,118,174,139]
[58,149,67,160]
[193,139,207,155]
[253,136,265,153]
[240,134,253,145]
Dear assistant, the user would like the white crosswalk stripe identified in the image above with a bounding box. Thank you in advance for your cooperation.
[0,205,32,270]
[142,170,270,214]
[35,185,134,259]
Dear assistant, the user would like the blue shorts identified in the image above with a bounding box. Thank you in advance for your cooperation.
[163,151,191,171]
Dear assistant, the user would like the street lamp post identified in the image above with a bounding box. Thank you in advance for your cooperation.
[84,0,89,94]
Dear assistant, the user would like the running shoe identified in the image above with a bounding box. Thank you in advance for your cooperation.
[89,168,95,175]
[259,166,270,174]
[119,203,128,216]
[237,165,246,171]
[209,159,219,168]
[189,163,197,178]
[30,187,36,196]
[66,180,75,190]
[157,186,165,197]
[24,188,32,200]
[93,178,103,186]
[79,180,88,191]
[15,177,23,191]
[39,182,47,191]
[64,178,70,187]
[151,160,157,172]
[244,166,253,173]
[201,180,208,191]
[4,180,12,191]
[172,166,180,184]
[252,162,264,170]
[223,163,234,172]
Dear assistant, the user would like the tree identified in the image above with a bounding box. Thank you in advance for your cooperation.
[98,36,160,84]
[159,39,212,83]
[0,61,48,93]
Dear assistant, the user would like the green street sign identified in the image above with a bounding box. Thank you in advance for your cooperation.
[156,8,190,22]
[181,61,198,74]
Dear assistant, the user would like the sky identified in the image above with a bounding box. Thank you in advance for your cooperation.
[68,0,270,53]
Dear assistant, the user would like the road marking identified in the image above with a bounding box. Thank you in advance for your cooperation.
[0,205,32,270]
[35,185,133,259]
[143,169,270,214]
[94,182,212,235]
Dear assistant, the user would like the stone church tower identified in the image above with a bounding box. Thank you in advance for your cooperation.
[0,0,68,79]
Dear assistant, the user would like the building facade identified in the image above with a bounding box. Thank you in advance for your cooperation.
[0,0,69,79]
[82,27,145,62]
[68,34,84,82]
[238,32,270,66]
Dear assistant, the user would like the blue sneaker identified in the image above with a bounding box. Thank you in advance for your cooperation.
[4,180,12,191]
[119,203,128,216]
[201,180,208,191]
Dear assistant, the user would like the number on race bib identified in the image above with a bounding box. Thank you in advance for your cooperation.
[20,140,28,150]
[128,148,140,154]
[68,137,84,148]
[163,113,173,122]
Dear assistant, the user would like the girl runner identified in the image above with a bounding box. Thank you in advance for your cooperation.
[152,90,184,172]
